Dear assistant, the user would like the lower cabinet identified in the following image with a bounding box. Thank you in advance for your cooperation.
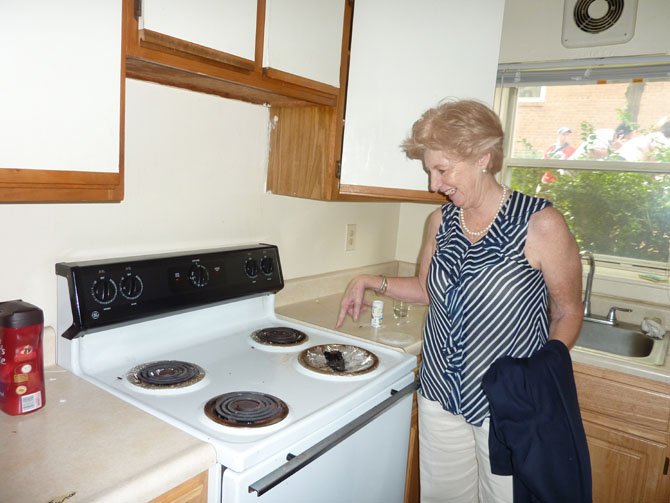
[401,362,670,503]
[151,471,208,503]
[584,420,668,501]
[573,363,670,503]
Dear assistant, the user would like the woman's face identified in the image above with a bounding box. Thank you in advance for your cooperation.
[423,149,487,207]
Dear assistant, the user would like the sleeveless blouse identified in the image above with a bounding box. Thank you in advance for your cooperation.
[419,191,551,426]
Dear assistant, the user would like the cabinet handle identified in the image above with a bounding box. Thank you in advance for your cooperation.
[664,457,669,475]
[134,0,142,19]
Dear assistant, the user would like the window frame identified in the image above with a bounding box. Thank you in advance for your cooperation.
[495,67,670,304]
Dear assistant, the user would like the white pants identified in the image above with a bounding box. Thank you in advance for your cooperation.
[418,394,513,503]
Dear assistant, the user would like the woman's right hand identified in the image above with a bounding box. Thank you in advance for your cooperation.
[336,274,379,328]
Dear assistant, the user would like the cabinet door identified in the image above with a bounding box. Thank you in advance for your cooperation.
[0,0,122,201]
[339,0,504,195]
[150,470,208,503]
[584,420,668,503]
[263,0,344,88]
[141,0,257,64]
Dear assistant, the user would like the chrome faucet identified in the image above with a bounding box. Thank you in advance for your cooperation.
[580,250,632,326]
[580,250,595,317]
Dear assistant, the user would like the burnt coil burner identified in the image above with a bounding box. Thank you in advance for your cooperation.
[298,344,379,376]
[204,391,289,427]
[126,360,205,389]
[251,327,308,346]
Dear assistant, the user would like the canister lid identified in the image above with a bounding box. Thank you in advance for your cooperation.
[0,300,44,328]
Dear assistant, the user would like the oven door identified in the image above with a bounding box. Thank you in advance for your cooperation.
[222,375,415,503]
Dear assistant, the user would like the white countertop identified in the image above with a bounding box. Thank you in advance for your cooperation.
[0,365,216,503]
[276,293,670,384]
[277,294,426,356]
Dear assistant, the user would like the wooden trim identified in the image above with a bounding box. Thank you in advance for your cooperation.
[338,184,447,203]
[0,169,122,203]
[329,0,354,200]
[264,67,339,96]
[117,2,127,202]
[254,0,266,73]
[573,363,670,393]
[268,106,338,198]
[139,29,256,72]
[125,0,336,107]
[150,470,208,503]
[573,362,670,439]
[126,59,335,107]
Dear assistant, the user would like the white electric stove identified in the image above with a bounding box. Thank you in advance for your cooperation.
[56,244,417,503]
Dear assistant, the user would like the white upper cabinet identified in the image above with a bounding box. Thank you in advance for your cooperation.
[263,0,345,87]
[141,0,258,62]
[0,0,121,173]
[340,0,505,191]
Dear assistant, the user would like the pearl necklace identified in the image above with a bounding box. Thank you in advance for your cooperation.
[459,185,509,237]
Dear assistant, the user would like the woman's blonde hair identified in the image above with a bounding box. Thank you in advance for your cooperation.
[401,99,504,174]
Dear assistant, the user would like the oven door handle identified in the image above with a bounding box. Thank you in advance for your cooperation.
[248,379,418,496]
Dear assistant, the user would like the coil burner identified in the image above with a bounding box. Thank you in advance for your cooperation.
[298,344,379,376]
[204,391,289,427]
[251,327,308,346]
[126,360,206,389]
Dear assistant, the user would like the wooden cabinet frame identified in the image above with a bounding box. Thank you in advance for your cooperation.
[2,0,342,203]
[125,0,338,108]
[574,363,670,502]
[150,470,208,503]
[266,0,447,203]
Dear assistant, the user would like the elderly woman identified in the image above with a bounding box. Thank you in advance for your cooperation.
[336,99,583,502]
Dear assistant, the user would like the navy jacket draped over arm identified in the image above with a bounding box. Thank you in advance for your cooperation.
[482,339,592,503]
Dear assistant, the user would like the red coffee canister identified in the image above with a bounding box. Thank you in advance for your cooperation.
[0,300,46,415]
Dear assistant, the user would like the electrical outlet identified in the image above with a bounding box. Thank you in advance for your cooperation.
[345,224,357,251]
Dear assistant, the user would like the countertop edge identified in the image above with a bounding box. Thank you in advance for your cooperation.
[92,443,217,503]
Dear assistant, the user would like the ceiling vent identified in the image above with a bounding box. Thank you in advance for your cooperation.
[562,0,638,48]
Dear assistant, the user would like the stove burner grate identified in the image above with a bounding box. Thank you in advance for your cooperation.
[204,391,289,427]
[251,327,308,346]
[127,360,205,389]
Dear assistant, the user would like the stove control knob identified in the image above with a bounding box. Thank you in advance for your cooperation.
[119,274,143,300]
[189,264,209,288]
[91,278,117,304]
[260,256,274,276]
[244,258,259,278]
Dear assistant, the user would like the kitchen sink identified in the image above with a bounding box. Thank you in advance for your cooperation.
[575,320,655,358]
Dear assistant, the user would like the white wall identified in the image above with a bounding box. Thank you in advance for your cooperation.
[0,80,401,329]
[499,0,670,64]
[395,203,439,264]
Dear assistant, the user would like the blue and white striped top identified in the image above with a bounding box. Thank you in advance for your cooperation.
[419,191,551,426]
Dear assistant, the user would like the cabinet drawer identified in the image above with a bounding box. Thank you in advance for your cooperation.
[574,370,670,434]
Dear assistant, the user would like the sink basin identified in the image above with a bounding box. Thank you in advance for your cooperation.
[575,320,654,357]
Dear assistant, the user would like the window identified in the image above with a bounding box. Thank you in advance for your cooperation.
[497,59,670,273]
[517,86,545,103]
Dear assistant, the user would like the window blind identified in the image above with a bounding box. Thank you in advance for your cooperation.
[497,55,670,87]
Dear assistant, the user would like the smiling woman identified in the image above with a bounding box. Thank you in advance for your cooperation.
[338,99,586,503]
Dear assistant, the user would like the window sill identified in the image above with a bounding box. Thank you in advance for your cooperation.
[589,265,669,307]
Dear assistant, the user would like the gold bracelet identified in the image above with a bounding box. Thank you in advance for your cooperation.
[377,275,388,295]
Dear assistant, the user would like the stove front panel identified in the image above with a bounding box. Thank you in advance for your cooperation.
[55,244,283,340]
